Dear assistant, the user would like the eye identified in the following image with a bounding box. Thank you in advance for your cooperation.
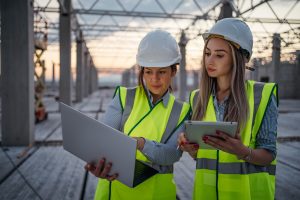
[145,70,151,74]
[159,71,166,74]
[216,54,224,58]
[205,52,210,56]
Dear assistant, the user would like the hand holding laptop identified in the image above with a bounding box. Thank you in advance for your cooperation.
[85,158,119,181]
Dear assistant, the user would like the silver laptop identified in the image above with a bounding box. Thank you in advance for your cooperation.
[60,102,157,188]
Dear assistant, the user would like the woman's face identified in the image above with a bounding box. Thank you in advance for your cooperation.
[143,67,175,99]
[204,37,233,79]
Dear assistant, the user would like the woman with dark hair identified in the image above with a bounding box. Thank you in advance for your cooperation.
[86,30,190,200]
[178,18,278,200]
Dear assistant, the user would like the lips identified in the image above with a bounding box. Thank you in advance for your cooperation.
[152,85,161,89]
[207,67,216,72]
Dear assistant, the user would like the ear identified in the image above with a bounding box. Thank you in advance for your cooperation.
[171,69,177,77]
[244,56,250,63]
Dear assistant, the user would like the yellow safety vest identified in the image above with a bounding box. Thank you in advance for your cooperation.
[95,85,190,200]
[189,80,278,200]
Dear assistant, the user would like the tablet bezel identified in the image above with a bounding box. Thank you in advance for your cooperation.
[184,121,238,150]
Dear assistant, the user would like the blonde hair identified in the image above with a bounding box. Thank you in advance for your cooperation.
[192,39,249,130]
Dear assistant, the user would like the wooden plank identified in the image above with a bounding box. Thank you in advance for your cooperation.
[46,126,62,141]
[35,113,61,141]
[0,148,14,182]
[277,142,300,171]
[0,172,40,200]
[277,113,300,137]
[0,146,86,200]
[43,97,59,113]
[83,173,98,200]
[276,159,300,199]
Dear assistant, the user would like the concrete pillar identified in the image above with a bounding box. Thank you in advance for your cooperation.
[178,30,188,101]
[95,68,98,90]
[193,70,199,90]
[296,50,300,99]
[59,0,72,105]
[122,70,130,87]
[251,58,260,81]
[76,31,84,102]
[1,0,34,145]
[83,50,88,97]
[52,62,56,91]
[93,67,98,91]
[91,67,95,92]
[218,0,233,20]
[88,61,93,94]
[272,33,281,83]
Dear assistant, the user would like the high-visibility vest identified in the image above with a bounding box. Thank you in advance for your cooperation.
[95,85,190,200]
[189,80,278,200]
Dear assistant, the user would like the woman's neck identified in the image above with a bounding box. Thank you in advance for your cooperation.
[216,76,231,102]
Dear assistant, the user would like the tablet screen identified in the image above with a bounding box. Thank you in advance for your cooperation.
[185,121,238,150]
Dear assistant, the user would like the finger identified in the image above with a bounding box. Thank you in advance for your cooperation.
[216,130,231,141]
[181,143,199,152]
[107,173,119,181]
[178,133,187,144]
[205,136,226,149]
[205,140,224,150]
[235,132,241,140]
[100,162,112,178]
[95,158,105,177]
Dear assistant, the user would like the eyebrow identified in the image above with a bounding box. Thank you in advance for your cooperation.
[144,67,166,70]
[206,47,228,53]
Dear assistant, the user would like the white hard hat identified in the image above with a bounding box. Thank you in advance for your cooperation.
[203,18,253,58]
[136,30,181,67]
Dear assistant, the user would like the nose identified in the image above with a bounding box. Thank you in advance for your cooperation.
[151,72,160,81]
[206,55,214,66]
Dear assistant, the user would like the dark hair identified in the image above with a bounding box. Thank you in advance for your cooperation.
[138,64,178,92]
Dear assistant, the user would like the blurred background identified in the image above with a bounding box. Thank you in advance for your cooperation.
[0,0,300,199]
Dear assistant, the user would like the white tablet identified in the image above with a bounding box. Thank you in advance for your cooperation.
[185,121,238,150]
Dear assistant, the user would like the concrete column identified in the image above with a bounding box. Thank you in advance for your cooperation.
[76,31,84,102]
[1,0,34,145]
[83,50,88,97]
[93,67,98,91]
[52,62,56,91]
[272,33,281,83]
[122,70,130,87]
[193,70,199,90]
[59,0,72,105]
[296,50,300,99]
[178,30,188,101]
[218,0,233,20]
[88,61,93,94]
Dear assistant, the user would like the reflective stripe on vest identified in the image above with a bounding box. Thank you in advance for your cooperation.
[190,80,278,200]
[196,158,276,175]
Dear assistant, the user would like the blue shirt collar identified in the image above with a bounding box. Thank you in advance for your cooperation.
[144,86,170,107]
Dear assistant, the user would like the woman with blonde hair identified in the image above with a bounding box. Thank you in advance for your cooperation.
[178,18,278,200]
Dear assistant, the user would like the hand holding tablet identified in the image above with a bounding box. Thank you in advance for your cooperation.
[184,121,238,150]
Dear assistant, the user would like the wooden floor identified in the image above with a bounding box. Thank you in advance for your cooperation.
[0,89,299,200]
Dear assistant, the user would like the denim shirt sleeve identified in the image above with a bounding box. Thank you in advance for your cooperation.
[255,95,278,158]
[142,125,183,165]
[101,93,123,131]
